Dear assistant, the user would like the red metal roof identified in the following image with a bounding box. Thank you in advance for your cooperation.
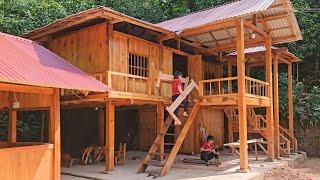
[0,32,111,92]
[157,0,275,33]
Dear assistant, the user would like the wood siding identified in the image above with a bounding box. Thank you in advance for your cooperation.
[0,144,54,180]
[0,91,51,109]
[137,108,157,150]
[49,23,108,74]
[176,107,224,154]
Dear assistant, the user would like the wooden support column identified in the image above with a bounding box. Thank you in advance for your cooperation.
[157,102,165,160]
[98,109,105,146]
[49,89,61,180]
[266,37,274,160]
[273,55,280,158]
[236,18,248,171]
[288,63,294,136]
[227,62,233,144]
[8,92,17,143]
[105,101,115,171]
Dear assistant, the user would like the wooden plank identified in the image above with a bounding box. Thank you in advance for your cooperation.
[160,102,200,176]
[49,88,61,180]
[273,55,280,158]
[0,82,53,95]
[265,37,275,161]
[8,92,17,143]
[157,102,165,160]
[288,63,294,137]
[236,18,248,171]
[105,101,115,171]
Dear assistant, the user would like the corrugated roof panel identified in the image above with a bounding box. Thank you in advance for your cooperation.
[0,32,111,92]
[157,0,276,33]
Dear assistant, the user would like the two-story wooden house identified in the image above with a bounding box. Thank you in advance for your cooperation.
[24,0,302,176]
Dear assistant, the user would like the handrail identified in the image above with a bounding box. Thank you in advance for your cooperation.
[199,77,238,83]
[245,77,269,86]
[279,125,298,152]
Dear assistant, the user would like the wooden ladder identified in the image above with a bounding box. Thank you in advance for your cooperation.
[165,79,199,123]
[137,102,200,177]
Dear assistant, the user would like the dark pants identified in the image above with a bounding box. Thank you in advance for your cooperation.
[200,151,219,162]
[172,94,189,115]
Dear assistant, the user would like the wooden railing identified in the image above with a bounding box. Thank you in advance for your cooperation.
[93,71,153,96]
[199,76,269,98]
[279,126,298,152]
[199,77,238,96]
[245,77,269,97]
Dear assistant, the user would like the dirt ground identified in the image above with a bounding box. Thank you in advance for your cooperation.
[264,158,320,180]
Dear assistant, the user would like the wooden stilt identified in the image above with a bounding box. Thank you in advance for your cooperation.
[49,89,61,180]
[288,63,294,137]
[98,109,105,146]
[156,102,165,161]
[273,55,280,158]
[266,37,275,160]
[8,92,17,143]
[236,18,248,171]
[105,101,115,171]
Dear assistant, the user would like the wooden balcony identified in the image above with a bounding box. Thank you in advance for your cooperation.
[199,76,271,107]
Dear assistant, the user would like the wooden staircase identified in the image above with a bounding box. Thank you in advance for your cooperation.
[225,108,298,157]
[137,102,200,176]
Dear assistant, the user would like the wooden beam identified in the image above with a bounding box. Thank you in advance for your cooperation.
[236,18,248,172]
[8,93,17,143]
[49,88,61,180]
[273,55,280,158]
[0,82,54,94]
[105,101,115,171]
[265,37,275,161]
[244,21,268,38]
[180,19,237,38]
[288,63,294,137]
[156,102,165,161]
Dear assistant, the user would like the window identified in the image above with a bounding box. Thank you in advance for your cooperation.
[128,53,148,77]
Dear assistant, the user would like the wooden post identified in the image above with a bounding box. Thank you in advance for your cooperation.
[98,109,105,146]
[105,101,115,171]
[236,18,248,171]
[8,92,17,143]
[288,63,294,137]
[228,62,232,93]
[273,55,280,158]
[157,102,165,160]
[265,37,274,160]
[49,88,60,180]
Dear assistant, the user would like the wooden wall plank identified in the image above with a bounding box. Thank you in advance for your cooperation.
[49,23,108,74]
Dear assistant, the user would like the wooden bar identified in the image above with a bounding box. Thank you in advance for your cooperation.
[273,55,280,158]
[265,37,275,160]
[156,102,165,160]
[236,18,248,171]
[105,101,115,171]
[288,63,294,137]
[49,88,61,180]
[8,93,17,143]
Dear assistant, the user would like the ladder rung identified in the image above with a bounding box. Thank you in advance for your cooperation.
[165,133,175,136]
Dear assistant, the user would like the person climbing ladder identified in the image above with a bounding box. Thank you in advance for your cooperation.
[172,71,190,125]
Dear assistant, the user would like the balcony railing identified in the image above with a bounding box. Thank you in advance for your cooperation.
[199,76,269,98]
[93,71,154,96]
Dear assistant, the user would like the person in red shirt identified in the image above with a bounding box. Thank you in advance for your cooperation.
[200,135,219,166]
[172,71,189,125]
